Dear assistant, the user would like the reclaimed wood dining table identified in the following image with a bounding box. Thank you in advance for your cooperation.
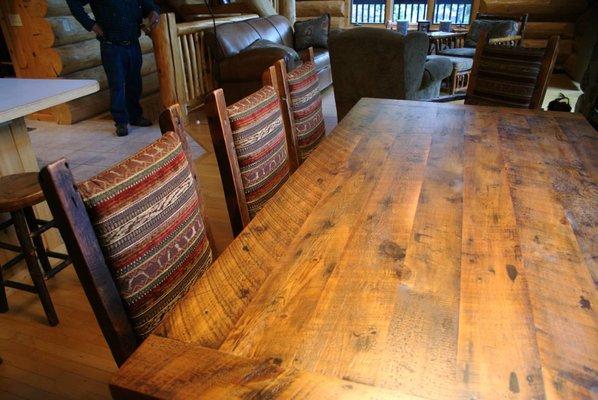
[110,99,597,399]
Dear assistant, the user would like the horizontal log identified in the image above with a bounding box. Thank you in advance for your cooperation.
[176,14,259,36]
[54,35,154,76]
[48,15,95,46]
[52,72,159,124]
[524,22,575,40]
[296,1,346,17]
[46,0,91,17]
[479,1,587,22]
[63,52,157,90]
[296,15,347,28]
[177,3,253,16]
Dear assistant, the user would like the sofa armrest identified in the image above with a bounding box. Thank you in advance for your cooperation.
[218,47,299,82]
[422,57,453,84]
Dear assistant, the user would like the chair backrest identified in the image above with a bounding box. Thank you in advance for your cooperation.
[465,13,529,48]
[466,31,559,110]
[329,28,429,120]
[205,77,295,237]
[38,105,214,367]
[271,48,326,164]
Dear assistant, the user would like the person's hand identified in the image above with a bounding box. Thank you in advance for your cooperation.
[91,23,104,37]
[148,11,160,31]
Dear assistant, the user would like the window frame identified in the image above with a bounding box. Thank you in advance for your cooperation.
[350,0,479,28]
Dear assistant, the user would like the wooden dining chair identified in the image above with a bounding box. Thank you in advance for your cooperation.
[465,31,559,109]
[205,73,296,237]
[269,48,326,164]
[38,105,214,366]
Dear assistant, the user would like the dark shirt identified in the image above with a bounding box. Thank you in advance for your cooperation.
[67,0,159,42]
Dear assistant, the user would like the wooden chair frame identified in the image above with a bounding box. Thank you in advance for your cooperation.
[269,48,316,168]
[466,31,560,110]
[205,73,298,237]
[38,104,214,366]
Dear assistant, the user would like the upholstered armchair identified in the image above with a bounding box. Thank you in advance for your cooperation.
[329,28,453,121]
[437,13,528,58]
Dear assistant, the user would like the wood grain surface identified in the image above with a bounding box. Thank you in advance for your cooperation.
[113,99,597,399]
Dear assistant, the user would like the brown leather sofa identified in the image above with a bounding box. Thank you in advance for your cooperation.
[205,15,332,103]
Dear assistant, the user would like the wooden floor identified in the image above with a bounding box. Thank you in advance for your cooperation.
[0,77,581,398]
[0,115,236,400]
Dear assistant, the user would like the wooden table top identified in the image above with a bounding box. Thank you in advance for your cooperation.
[0,78,98,123]
[111,99,597,399]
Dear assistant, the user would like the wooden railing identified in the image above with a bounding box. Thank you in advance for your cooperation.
[152,13,258,114]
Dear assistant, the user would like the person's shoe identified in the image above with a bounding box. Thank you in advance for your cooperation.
[115,123,129,137]
[130,116,152,127]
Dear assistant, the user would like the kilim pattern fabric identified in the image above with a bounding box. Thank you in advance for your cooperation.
[226,86,290,218]
[468,45,545,109]
[287,61,326,162]
[78,132,212,339]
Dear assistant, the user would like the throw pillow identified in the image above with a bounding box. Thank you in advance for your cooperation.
[294,14,330,51]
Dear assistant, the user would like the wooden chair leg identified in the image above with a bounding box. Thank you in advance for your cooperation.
[23,207,53,275]
[11,210,58,326]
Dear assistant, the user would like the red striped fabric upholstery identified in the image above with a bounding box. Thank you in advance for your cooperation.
[227,86,290,218]
[78,132,212,339]
[287,61,325,161]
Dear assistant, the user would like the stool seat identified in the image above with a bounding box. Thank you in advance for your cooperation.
[0,173,45,212]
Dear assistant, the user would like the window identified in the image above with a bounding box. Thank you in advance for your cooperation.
[433,0,471,24]
[351,0,472,26]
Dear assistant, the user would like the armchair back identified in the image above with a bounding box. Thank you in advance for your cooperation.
[329,28,430,120]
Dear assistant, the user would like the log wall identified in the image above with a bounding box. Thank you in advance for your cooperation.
[295,0,349,28]
[0,0,159,124]
[478,0,588,68]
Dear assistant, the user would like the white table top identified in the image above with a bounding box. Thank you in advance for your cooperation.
[0,78,99,124]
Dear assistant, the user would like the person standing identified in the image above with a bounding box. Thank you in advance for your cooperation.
[66,0,160,136]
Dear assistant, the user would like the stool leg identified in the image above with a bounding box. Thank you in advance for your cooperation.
[11,210,58,326]
[0,262,7,313]
[23,207,53,275]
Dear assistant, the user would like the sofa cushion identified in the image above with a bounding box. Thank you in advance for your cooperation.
[427,54,473,71]
[226,86,291,218]
[465,19,518,48]
[287,61,326,161]
[244,39,300,62]
[78,132,212,339]
[294,14,331,50]
[438,47,476,58]
[208,15,293,60]
[220,46,300,83]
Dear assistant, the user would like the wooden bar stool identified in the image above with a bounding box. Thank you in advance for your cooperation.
[0,172,71,326]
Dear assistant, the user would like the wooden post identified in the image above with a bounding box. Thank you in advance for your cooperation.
[279,0,296,23]
[152,13,178,111]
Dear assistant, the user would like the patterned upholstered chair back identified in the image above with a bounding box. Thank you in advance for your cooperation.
[206,77,295,237]
[465,31,559,109]
[270,49,326,165]
[39,105,214,366]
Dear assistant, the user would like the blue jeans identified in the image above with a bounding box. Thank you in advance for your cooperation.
[100,41,143,125]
